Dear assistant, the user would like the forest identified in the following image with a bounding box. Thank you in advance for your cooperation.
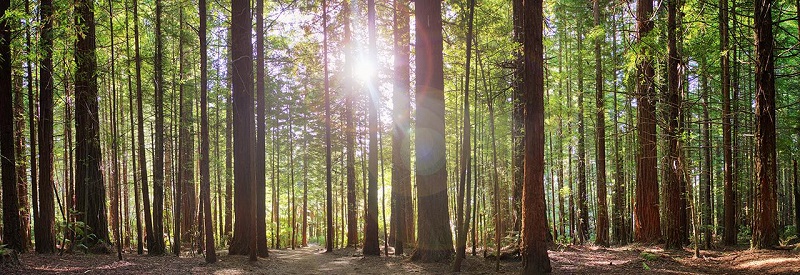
[0,0,799,273]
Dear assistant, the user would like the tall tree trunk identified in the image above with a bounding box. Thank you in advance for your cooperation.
[719,0,737,246]
[133,0,154,255]
[123,0,143,254]
[343,0,358,249]
[576,27,589,245]
[700,57,713,250]
[611,8,627,245]
[25,0,39,253]
[363,0,380,256]
[634,0,662,243]
[17,0,33,252]
[229,0,258,259]
[751,0,777,249]
[593,0,609,247]
[302,123,309,247]
[108,0,123,259]
[391,0,413,254]
[520,0,552,272]
[199,0,215,260]
[34,0,57,254]
[174,7,184,256]
[255,0,269,256]
[454,0,475,269]
[664,0,684,250]
[511,0,524,236]
[411,0,453,263]
[1,0,24,252]
[151,0,167,255]
[75,0,109,250]
[323,0,334,253]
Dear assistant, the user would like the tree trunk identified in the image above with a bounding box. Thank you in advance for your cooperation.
[132,0,154,255]
[520,0,552,272]
[700,57,713,250]
[391,0,413,254]
[664,0,684,250]
[719,0,737,246]
[576,26,589,245]
[634,0,662,243]
[229,0,258,259]
[199,0,217,262]
[343,0,358,249]
[255,0,269,257]
[410,0,453,263]
[511,0,524,237]
[454,0,475,270]
[151,0,167,255]
[1,0,24,252]
[610,8,627,245]
[751,0,777,249]
[363,0,380,257]
[593,0,609,247]
[25,0,39,254]
[75,0,110,251]
[33,0,57,254]
[322,0,334,253]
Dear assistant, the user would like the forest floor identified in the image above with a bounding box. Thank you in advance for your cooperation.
[2,243,799,274]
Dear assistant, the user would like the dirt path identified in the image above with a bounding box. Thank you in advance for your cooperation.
[2,244,798,274]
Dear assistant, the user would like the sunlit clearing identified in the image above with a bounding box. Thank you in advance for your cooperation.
[737,257,800,269]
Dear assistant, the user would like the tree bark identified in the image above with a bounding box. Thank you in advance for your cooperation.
[1,0,24,252]
[34,0,57,254]
[719,0,737,246]
[229,0,258,259]
[576,26,589,245]
[132,0,153,255]
[520,0,552,272]
[151,0,166,255]
[323,0,334,253]
[411,0,453,263]
[751,0,777,249]
[255,0,269,256]
[634,0,662,243]
[199,0,217,262]
[363,0,380,256]
[75,0,110,250]
[664,0,684,250]
[700,57,713,250]
[454,0,475,270]
[593,0,609,247]
[391,0,413,254]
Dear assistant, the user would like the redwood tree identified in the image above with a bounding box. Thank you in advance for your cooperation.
[151,0,166,255]
[75,0,109,249]
[390,0,413,255]
[593,0,609,247]
[229,0,259,257]
[199,0,216,262]
[719,0,737,246]
[751,0,777,249]
[255,0,269,257]
[363,0,380,256]
[1,0,25,252]
[664,0,684,250]
[520,0,552,272]
[411,0,453,263]
[36,0,57,254]
[633,0,662,243]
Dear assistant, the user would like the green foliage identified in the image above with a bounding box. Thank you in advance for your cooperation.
[639,252,658,261]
